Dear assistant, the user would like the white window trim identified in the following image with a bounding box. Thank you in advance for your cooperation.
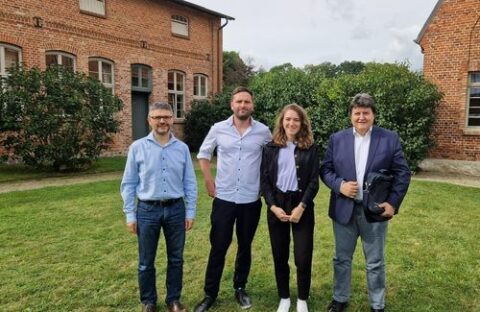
[89,58,114,91]
[171,15,189,37]
[168,71,185,119]
[0,43,22,78]
[467,72,480,128]
[193,74,208,99]
[79,0,106,16]
[46,51,76,71]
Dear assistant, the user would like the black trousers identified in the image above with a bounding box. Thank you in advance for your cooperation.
[267,190,314,300]
[203,197,262,298]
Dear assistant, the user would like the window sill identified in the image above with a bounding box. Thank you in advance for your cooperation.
[80,10,106,18]
[171,33,190,40]
[463,128,480,136]
[174,118,186,124]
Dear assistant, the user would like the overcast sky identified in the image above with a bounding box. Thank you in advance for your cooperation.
[193,0,439,70]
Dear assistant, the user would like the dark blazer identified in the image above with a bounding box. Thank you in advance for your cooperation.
[320,126,411,225]
[261,141,320,210]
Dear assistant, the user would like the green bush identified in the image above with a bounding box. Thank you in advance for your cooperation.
[0,66,123,171]
[183,91,231,152]
[309,63,442,171]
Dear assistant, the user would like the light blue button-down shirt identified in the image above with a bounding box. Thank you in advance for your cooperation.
[197,116,271,204]
[120,132,197,223]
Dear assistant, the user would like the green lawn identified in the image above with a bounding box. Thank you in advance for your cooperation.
[0,156,126,183]
[0,176,479,312]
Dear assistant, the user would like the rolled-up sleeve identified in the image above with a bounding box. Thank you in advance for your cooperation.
[197,125,217,160]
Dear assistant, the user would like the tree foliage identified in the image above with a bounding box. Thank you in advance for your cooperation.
[0,66,123,171]
[223,51,255,89]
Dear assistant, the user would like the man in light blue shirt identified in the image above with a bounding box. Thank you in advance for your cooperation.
[194,87,271,312]
[121,102,197,312]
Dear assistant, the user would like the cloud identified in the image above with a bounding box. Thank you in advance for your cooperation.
[324,0,355,20]
[350,19,371,40]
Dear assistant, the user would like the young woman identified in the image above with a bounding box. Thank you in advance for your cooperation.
[261,104,319,312]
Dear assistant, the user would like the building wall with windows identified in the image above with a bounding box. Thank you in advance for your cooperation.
[416,0,480,162]
[0,0,231,154]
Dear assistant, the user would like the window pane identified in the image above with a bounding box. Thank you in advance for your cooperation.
[469,107,480,115]
[132,66,139,87]
[193,76,199,95]
[176,73,184,91]
[470,98,480,108]
[470,87,480,97]
[468,117,480,126]
[168,72,174,90]
[102,62,113,84]
[141,67,149,87]
[46,54,58,67]
[61,55,74,71]
[5,48,19,68]
[89,60,99,78]
[176,94,184,118]
[470,72,480,84]
[200,76,207,96]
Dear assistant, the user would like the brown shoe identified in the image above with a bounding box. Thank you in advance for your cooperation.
[167,300,187,312]
[142,303,157,312]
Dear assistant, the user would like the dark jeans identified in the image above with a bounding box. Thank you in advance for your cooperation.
[267,190,314,300]
[203,198,262,298]
[136,199,186,305]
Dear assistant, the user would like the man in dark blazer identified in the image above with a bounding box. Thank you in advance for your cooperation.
[320,93,411,312]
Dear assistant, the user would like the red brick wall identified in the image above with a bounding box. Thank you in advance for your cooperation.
[0,0,224,154]
[419,0,480,161]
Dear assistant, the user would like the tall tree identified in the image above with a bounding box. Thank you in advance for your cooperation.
[223,51,255,88]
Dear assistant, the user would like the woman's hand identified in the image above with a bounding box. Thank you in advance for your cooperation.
[289,204,305,223]
[270,205,290,222]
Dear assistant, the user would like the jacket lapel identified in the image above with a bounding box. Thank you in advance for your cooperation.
[345,128,357,180]
[365,126,380,176]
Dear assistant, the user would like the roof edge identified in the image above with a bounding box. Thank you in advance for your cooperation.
[415,0,444,44]
[167,0,235,20]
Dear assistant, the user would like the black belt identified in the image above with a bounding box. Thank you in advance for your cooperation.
[140,198,182,206]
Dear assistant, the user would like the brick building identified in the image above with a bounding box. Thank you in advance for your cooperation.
[416,0,480,174]
[0,0,233,154]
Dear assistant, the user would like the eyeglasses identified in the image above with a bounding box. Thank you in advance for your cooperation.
[149,115,173,121]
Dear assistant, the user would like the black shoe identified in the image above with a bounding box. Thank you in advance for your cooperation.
[194,296,215,312]
[235,288,252,310]
[371,309,384,312]
[327,299,348,312]
[142,303,157,312]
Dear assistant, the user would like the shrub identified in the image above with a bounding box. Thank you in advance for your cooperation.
[0,66,123,171]
[183,90,231,152]
[309,63,442,171]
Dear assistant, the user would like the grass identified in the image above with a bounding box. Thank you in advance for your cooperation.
[0,157,126,183]
[0,176,479,312]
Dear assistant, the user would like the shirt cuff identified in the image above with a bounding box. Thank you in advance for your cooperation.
[126,212,136,224]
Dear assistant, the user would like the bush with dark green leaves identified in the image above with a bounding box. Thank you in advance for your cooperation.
[183,90,231,152]
[0,66,123,171]
[308,62,442,171]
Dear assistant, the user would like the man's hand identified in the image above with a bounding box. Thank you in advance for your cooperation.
[205,178,216,198]
[185,219,194,231]
[289,204,305,223]
[340,181,359,199]
[379,202,395,219]
[127,222,137,234]
[270,205,290,222]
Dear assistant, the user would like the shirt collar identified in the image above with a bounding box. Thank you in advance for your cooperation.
[352,126,373,138]
[146,131,177,146]
[227,115,256,127]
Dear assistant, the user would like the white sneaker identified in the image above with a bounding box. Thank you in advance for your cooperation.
[276,298,291,312]
[296,299,308,312]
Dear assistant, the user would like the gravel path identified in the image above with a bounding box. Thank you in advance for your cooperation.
[0,170,478,194]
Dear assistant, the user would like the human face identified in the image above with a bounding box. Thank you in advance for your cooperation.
[148,109,173,137]
[231,91,254,121]
[283,109,301,141]
[350,106,375,135]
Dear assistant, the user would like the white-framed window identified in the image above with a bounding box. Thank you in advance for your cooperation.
[171,15,189,37]
[89,58,114,91]
[79,0,106,16]
[193,74,208,98]
[0,43,22,78]
[467,72,480,127]
[46,51,76,71]
[168,71,185,119]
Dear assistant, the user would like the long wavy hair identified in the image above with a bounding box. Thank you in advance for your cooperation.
[272,103,314,149]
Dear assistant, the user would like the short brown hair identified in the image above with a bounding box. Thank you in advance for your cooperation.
[230,86,254,102]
